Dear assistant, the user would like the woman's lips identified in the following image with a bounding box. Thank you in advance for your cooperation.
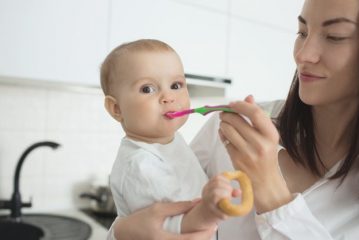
[299,72,326,82]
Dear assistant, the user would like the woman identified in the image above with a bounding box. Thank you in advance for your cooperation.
[109,0,359,239]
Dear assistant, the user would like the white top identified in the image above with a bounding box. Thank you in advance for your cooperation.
[109,132,208,234]
[108,100,359,239]
[191,100,359,240]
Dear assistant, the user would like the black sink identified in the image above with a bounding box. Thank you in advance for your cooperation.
[0,220,44,240]
[0,214,92,240]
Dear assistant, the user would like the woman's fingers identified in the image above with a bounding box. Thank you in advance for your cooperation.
[220,120,251,149]
[219,120,257,171]
[218,96,281,181]
[227,100,279,142]
[244,95,255,104]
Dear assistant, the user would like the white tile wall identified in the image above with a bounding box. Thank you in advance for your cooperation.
[0,83,226,212]
[0,84,123,211]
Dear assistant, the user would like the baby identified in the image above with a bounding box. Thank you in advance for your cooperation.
[100,39,232,236]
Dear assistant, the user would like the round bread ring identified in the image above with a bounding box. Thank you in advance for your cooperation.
[218,171,254,216]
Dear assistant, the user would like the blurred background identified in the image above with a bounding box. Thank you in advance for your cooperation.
[0,0,303,237]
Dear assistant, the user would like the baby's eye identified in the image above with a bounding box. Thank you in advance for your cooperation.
[140,85,156,94]
[171,82,183,90]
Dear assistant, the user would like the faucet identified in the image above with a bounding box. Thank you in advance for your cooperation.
[0,141,60,220]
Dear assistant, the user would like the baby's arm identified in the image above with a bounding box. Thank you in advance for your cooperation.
[181,175,235,233]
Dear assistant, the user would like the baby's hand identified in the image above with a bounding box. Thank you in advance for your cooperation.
[202,175,240,220]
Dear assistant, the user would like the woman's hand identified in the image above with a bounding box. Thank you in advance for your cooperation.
[219,95,292,213]
[113,201,217,240]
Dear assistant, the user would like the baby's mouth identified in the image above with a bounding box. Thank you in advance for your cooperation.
[164,111,176,119]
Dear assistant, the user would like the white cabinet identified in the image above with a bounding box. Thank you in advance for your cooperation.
[225,0,304,101]
[0,0,108,85]
[172,0,229,13]
[109,0,228,77]
[0,0,304,96]
[226,18,297,101]
[230,0,304,32]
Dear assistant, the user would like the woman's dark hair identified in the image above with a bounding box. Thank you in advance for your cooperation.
[276,71,359,179]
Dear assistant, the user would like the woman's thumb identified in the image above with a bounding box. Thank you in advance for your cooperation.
[244,95,255,104]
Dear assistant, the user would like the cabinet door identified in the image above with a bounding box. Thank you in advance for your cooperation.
[226,0,303,101]
[172,0,228,12]
[109,0,228,77]
[0,0,108,85]
[227,19,297,101]
[230,0,304,32]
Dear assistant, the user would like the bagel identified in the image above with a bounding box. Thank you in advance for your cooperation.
[218,171,253,216]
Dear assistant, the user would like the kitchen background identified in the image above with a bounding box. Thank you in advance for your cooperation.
[0,0,304,237]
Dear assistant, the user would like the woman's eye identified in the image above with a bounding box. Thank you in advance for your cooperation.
[297,31,307,38]
[171,82,183,90]
[140,85,156,94]
[327,36,348,42]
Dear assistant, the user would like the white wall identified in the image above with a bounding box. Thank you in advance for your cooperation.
[0,84,120,211]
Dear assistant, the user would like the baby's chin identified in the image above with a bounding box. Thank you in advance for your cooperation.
[126,133,175,145]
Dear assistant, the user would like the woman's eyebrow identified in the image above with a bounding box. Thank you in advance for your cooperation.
[298,15,306,24]
[322,17,357,27]
[298,15,357,27]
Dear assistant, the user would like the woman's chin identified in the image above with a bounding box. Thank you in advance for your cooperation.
[299,91,323,106]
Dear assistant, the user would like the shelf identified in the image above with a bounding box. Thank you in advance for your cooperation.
[186,73,231,97]
[0,73,231,98]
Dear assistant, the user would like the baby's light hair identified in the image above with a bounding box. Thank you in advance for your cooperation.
[100,39,176,95]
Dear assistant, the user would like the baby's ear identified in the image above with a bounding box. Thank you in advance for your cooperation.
[104,95,123,122]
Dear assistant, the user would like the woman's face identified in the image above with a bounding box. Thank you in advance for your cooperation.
[294,0,359,107]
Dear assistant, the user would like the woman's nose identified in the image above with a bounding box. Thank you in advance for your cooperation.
[294,37,321,64]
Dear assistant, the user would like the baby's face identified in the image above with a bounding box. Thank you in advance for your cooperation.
[113,50,190,144]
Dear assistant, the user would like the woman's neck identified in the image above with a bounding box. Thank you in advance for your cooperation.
[312,101,357,169]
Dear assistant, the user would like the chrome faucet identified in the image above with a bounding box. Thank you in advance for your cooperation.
[0,141,60,220]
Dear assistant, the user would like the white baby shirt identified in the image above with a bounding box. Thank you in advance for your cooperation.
[110,132,208,234]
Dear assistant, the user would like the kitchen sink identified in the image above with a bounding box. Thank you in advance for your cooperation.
[0,142,93,239]
[0,214,92,240]
[0,220,44,240]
